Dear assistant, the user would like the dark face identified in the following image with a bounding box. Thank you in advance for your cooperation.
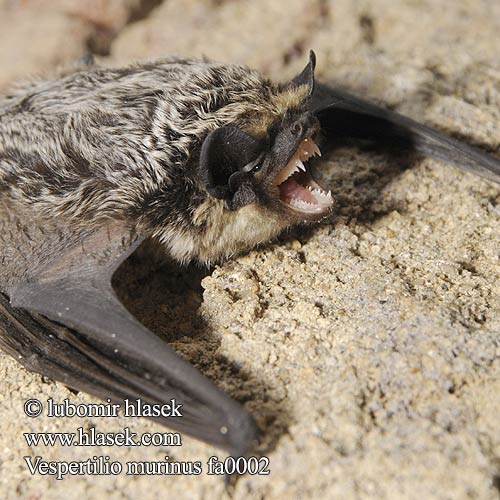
[252,110,333,221]
[198,51,333,222]
[199,109,333,222]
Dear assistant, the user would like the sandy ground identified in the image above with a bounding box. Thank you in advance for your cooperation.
[0,0,499,498]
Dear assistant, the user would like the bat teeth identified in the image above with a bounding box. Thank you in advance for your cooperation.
[274,136,320,186]
[319,191,333,201]
[289,163,301,177]
[310,188,333,200]
[298,137,321,160]
[296,184,334,212]
[288,194,332,214]
[304,185,332,202]
[296,159,306,172]
[290,198,315,209]
[274,158,300,185]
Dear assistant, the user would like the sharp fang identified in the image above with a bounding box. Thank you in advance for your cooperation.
[296,159,306,171]
[275,137,322,186]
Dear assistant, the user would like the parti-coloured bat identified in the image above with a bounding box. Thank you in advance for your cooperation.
[0,51,499,456]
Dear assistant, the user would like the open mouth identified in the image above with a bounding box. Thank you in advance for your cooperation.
[273,136,333,216]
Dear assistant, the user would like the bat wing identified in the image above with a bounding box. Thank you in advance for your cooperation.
[311,83,500,184]
[0,220,257,455]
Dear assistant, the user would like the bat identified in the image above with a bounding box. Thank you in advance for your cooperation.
[0,51,499,457]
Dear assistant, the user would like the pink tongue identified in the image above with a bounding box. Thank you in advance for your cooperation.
[279,177,316,204]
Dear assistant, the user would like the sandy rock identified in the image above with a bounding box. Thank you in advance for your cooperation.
[110,0,327,79]
[0,3,90,90]
[0,0,499,499]
[0,0,153,89]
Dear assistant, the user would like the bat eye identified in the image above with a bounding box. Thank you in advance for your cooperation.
[292,122,303,135]
[252,163,262,173]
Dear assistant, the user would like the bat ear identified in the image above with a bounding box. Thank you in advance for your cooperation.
[199,125,264,203]
[288,49,316,96]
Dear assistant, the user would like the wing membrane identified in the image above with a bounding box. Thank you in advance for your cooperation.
[312,83,500,184]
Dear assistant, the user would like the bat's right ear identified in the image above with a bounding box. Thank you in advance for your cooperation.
[199,126,263,199]
[287,49,316,96]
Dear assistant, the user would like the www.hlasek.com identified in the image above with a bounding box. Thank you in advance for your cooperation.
[22,397,270,479]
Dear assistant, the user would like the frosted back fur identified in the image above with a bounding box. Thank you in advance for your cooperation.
[0,58,309,264]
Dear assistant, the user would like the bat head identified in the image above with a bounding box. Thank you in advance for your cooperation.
[199,51,333,222]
